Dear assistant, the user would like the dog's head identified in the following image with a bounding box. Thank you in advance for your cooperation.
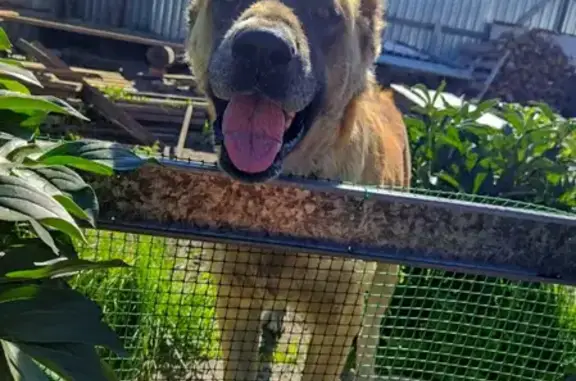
[186,0,385,182]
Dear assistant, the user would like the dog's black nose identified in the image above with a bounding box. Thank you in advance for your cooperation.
[232,29,293,67]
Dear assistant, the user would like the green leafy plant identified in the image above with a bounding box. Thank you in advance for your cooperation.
[376,82,576,381]
[0,27,156,380]
[405,81,575,212]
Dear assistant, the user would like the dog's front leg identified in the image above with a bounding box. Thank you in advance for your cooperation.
[257,309,286,381]
[216,287,263,381]
[355,263,399,381]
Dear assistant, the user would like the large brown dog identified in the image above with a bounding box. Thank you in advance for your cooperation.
[185,1,411,380]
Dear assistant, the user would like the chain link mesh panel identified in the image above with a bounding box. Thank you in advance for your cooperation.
[72,229,576,381]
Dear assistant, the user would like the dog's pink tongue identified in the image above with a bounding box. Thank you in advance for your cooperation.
[222,94,286,173]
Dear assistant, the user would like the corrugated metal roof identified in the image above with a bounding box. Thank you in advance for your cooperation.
[377,54,473,79]
[71,0,151,31]
[65,0,576,58]
[77,0,114,25]
[561,0,576,34]
[150,0,189,41]
[123,0,154,32]
[384,0,567,59]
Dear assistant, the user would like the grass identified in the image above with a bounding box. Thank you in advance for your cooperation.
[70,230,576,381]
[71,230,219,381]
[377,268,576,381]
[70,230,302,381]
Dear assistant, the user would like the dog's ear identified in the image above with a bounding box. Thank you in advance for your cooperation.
[358,0,385,62]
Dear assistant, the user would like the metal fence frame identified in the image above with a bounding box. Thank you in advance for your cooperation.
[80,157,576,381]
[90,157,576,287]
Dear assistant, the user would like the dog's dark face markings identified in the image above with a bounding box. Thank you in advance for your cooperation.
[186,0,382,182]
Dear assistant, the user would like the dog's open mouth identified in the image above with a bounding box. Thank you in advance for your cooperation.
[212,93,314,181]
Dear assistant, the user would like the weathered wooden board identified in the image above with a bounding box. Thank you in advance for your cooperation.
[89,158,576,285]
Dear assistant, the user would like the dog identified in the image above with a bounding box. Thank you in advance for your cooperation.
[185,1,411,380]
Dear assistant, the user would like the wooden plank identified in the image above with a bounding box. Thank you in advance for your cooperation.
[16,38,160,146]
[84,77,133,90]
[31,81,80,98]
[143,119,206,132]
[17,60,131,84]
[15,39,69,69]
[27,66,100,82]
[176,102,194,157]
[19,43,132,90]
[80,84,159,146]
[163,74,197,85]
[116,101,207,115]
[0,10,183,49]
[67,98,207,128]
[123,90,208,103]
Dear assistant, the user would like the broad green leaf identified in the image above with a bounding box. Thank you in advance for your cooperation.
[0,28,11,51]
[19,111,48,130]
[438,172,462,191]
[29,219,60,255]
[0,235,78,276]
[99,359,120,381]
[0,284,69,305]
[0,59,22,67]
[1,340,49,381]
[0,341,14,381]
[461,124,496,138]
[0,137,28,158]
[52,194,93,224]
[0,78,30,95]
[412,84,432,105]
[4,257,129,281]
[0,284,127,356]
[4,142,44,163]
[14,164,98,225]
[0,110,44,140]
[0,62,41,88]
[438,127,465,154]
[430,81,447,109]
[12,140,57,162]
[471,99,498,117]
[0,91,87,121]
[0,156,14,175]
[35,140,153,173]
[0,132,18,141]
[0,174,85,242]
[472,172,489,194]
[18,342,122,381]
[502,110,524,132]
[34,156,114,176]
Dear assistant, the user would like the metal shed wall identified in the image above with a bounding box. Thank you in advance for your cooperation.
[149,0,189,41]
[559,0,576,34]
[122,0,155,32]
[66,0,576,58]
[385,0,569,58]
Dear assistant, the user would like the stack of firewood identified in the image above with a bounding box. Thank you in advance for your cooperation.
[462,29,576,115]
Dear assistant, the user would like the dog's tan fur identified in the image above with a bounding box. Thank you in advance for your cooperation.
[186,1,411,380]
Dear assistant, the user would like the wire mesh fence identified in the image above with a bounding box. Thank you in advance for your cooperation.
[71,229,576,381]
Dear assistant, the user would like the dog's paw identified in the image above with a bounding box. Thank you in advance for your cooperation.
[261,310,285,335]
[340,368,357,381]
